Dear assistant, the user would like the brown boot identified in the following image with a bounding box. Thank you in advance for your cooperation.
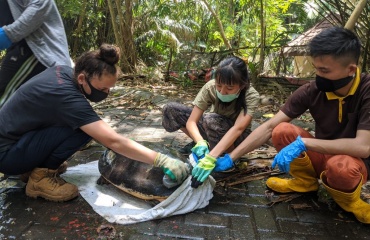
[20,161,68,183]
[26,168,78,202]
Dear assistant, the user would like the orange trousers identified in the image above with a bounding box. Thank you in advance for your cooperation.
[271,122,368,192]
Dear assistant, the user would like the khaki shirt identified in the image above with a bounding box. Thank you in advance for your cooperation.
[193,79,260,121]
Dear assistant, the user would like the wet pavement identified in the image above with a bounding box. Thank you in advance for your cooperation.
[1,85,370,239]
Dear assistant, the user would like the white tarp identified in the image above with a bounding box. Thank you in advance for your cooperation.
[62,160,215,225]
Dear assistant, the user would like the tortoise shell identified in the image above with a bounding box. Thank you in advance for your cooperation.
[98,142,190,201]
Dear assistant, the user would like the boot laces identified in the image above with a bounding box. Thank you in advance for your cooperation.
[47,171,66,186]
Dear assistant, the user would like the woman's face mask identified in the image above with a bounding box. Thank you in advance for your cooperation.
[315,75,354,92]
[216,89,240,102]
[81,76,109,102]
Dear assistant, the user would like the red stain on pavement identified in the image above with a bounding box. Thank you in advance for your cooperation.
[59,219,94,237]
[69,219,86,228]
[50,217,59,222]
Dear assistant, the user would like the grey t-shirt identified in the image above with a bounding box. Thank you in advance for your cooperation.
[0,65,100,152]
[3,0,71,67]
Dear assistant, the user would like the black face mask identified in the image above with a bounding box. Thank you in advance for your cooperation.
[81,78,109,102]
[315,75,354,92]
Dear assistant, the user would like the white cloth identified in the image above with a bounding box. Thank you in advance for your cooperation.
[62,161,215,225]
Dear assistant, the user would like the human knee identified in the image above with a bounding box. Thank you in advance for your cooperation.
[201,114,212,128]
[326,155,363,191]
[162,102,179,131]
[201,114,227,135]
[162,102,190,132]
[271,122,298,151]
[162,102,179,115]
[203,113,230,128]
[272,122,295,139]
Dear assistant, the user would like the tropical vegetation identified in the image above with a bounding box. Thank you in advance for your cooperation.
[3,0,370,84]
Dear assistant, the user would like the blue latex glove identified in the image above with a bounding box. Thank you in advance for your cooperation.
[272,136,307,172]
[191,154,216,188]
[189,153,234,172]
[191,140,209,158]
[0,28,12,50]
[214,153,234,172]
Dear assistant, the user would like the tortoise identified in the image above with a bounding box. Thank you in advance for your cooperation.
[97,141,193,202]
[97,141,235,202]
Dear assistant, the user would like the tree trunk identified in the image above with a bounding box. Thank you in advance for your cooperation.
[72,0,88,57]
[107,0,136,73]
[258,0,266,74]
[363,28,370,72]
[165,48,174,82]
[107,0,124,53]
[201,0,232,50]
[123,0,137,70]
[115,0,136,73]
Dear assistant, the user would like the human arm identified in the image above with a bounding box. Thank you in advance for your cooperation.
[81,120,157,163]
[219,86,261,160]
[186,106,205,143]
[81,120,189,181]
[190,111,291,187]
[302,129,370,158]
[2,0,54,42]
[186,106,210,157]
[208,111,253,158]
[228,110,293,160]
[272,129,370,172]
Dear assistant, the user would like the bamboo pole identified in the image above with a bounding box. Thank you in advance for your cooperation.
[344,0,368,30]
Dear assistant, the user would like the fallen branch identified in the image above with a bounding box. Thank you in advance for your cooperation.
[267,193,302,206]
[226,170,280,187]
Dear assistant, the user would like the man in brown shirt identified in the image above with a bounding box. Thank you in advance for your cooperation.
[219,27,370,224]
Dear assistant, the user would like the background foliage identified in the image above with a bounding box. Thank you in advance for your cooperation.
[7,1,370,81]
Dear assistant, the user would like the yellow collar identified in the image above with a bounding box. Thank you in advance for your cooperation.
[324,68,360,123]
[326,67,360,100]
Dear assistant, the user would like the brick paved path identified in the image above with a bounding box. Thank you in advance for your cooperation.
[1,87,370,239]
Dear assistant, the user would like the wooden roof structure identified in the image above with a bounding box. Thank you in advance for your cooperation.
[283,14,342,56]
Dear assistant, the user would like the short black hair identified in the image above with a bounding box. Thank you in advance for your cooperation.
[309,26,361,65]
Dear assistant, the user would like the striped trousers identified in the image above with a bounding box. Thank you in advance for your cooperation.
[0,40,46,108]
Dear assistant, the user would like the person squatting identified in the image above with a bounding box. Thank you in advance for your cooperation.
[207,27,370,224]
[0,44,189,202]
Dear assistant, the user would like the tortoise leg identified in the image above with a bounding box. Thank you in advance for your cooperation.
[148,200,160,207]
[97,175,110,185]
